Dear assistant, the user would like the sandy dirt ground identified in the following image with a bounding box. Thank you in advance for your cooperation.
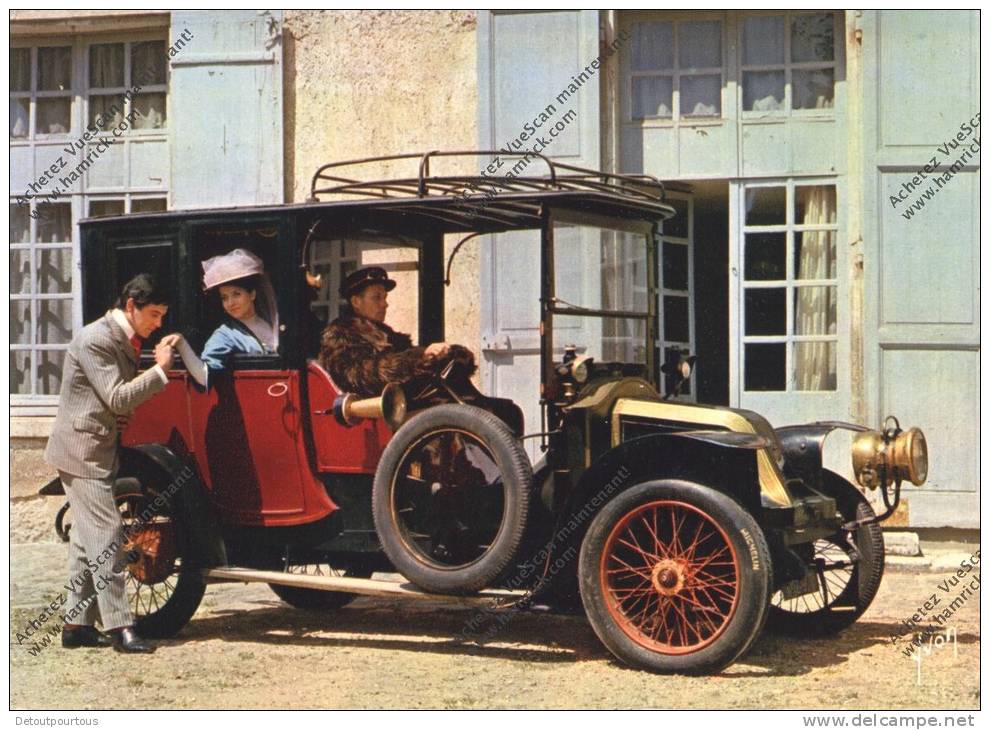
[9,543,979,710]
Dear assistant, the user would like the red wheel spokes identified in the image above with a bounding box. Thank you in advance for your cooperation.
[616,535,661,562]
[607,554,655,581]
[600,500,740,655]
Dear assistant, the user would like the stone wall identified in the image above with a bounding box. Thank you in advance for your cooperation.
[283,10,481,353]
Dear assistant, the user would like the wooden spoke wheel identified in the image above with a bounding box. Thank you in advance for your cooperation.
[601,500,740,655]
[116,490,205,638]
[579,480,771,674]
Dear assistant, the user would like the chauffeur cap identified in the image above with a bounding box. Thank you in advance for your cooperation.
[340,266,397,299]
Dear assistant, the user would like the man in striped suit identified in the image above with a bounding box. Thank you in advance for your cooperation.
[44,274,175,653]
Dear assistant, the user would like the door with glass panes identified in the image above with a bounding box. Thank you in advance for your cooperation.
[732,179,847,425]
[660,190,696,401]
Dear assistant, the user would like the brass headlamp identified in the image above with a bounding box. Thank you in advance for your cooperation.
[852,422,928,489]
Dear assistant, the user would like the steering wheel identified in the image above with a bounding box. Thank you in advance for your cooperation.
[404,358,467,408]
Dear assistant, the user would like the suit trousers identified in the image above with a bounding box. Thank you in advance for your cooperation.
[60,471,132,631]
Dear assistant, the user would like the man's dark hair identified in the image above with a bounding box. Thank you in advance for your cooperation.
[116,273,169,309]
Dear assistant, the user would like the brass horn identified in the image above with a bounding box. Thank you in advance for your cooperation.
[333,382,407,430]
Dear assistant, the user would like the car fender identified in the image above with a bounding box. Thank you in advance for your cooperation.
[118,444,227,568]
[571,432,765,519]
[525,433,767,604]
[543,434,764,562]
[775,421,869,492]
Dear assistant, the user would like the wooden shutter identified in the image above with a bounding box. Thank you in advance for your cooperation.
[168,10,283,208]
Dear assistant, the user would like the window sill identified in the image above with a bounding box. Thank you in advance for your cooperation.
[628,118,725,128]
[740,112,836,123]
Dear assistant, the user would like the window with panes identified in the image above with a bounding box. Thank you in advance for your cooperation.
[10,35,169,404]
[740,12,837,114]
[88,40,167,131]
[741,181,838,392]
[629,18,723,120]
[308,240,363,325]
[10,202,74,398]
[10,46,73,139]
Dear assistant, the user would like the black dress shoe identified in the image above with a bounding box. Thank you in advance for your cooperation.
[109,626,156,654]
[62,625,112,649]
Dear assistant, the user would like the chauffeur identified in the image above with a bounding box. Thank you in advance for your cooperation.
[319,266,476,397]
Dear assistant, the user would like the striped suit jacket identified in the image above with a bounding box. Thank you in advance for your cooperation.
[44,311,167,479]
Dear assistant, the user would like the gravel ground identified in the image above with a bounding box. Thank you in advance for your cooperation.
[9,542,980,710]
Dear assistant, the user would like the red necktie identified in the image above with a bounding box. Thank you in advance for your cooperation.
[129,335,141,359]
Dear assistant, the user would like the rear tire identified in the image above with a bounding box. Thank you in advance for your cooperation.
[579,479,772,674]
[115,489,205,639]
[269,564,372,610]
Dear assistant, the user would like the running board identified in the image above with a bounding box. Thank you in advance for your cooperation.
[202,566,526,605]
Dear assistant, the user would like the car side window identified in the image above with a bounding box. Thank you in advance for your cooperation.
[307,235,420,337]
[190,226,283,364]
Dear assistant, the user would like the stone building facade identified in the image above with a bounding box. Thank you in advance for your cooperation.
[9,10,980,530]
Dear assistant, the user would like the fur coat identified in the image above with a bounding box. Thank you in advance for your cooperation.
[319,313,476,397]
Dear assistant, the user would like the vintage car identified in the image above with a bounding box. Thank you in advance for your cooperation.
[43,151,928,673]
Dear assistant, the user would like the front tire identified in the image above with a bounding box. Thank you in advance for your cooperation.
[768,471,884,635]
[579,480,772,674]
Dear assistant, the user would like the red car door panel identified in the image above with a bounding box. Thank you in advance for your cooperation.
[306,361,393,473]
[187,368,335,526]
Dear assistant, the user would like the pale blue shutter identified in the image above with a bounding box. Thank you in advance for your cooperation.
[169,10,283,208]
[859,10,979,526]
[478,10,601,457]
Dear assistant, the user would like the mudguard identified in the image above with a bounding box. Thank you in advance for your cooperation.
[529,432,766,605]
[571,432,766,519]
[775,421,869,492]
[117,445,227,568]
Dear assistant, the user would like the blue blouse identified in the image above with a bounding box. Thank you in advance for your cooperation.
[201,321,267,373]
[178,317,275,390]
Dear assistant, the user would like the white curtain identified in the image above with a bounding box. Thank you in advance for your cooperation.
[601,231,646,362]
[794,187,836,390]
[89,44,123,87]
[133,93,165,130]
[38,47,71,91]
[10,100,29,138]
[602,233,621,360]
[742,16,784,111]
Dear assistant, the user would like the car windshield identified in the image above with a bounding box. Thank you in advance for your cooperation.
[551,214,653,364]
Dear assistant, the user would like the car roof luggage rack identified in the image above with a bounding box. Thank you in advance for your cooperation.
[309,150,666,206]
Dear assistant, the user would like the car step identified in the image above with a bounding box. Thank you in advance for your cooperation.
[202,566,527,605]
